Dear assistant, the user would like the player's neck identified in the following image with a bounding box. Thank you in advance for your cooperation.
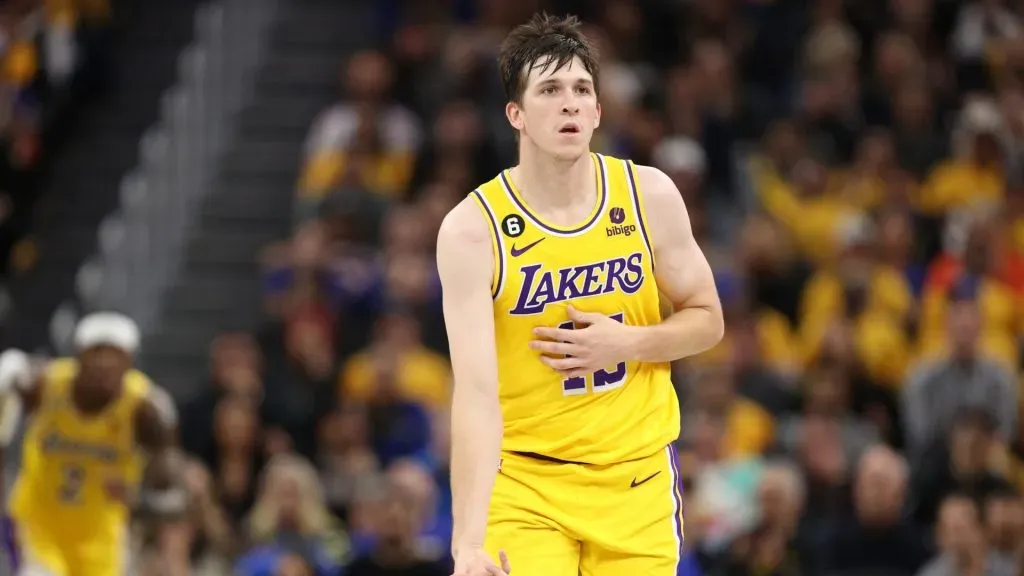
[512,146,594,210]
[71,380,118,415]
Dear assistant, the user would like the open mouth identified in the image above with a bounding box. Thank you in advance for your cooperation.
[559,124,581,134]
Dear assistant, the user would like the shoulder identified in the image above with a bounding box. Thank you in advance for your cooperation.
[632,164,676,197]
[436,196,494,282]
[977,359,1016,383]
[631,164,687,217]
[136,382,178,430]
[628,164,693,242]
[46,357,79,381]
[437,195,493,251]
[904,360,946,388]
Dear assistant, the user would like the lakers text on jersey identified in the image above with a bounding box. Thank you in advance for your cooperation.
[471,153,680,465]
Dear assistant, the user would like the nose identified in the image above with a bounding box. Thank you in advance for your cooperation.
[562,96,580,115]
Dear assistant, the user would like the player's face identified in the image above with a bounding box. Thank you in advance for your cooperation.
[507,56,601,161]
[78,346,130,395]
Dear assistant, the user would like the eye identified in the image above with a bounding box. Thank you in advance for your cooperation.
[576,85,592,95]
[542,86,558,95]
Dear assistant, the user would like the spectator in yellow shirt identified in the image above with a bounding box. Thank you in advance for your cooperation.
[339,309,451,412]
[918,216,1020,369]
[917,100,1006,215]
[797,214,914,386]
[689,365,776,459]
[297,52,421,208]
[829,129,896,212]
[755,155,863,265]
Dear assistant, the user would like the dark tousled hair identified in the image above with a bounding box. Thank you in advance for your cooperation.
[498,13,600,105]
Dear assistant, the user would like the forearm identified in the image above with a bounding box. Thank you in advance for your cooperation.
[626,305,724,363]
[450,388,503,552]
[140,449,188,518]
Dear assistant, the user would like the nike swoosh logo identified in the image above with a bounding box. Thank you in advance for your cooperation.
[510,238,545,257]
[630,471,660,488]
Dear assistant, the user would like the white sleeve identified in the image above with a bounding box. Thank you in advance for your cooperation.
[0,349,31,395]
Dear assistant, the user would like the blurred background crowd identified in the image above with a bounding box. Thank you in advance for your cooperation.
[6,0,1024,575]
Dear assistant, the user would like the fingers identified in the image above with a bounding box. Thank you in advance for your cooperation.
[528,340,583,357]
[486,565,509,576]
[566,305,601,324]
[499,550,512,574]
[532,327,579,342]
[539,355,588,372]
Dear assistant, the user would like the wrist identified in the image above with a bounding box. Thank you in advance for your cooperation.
[622,324,650,362]
[453,541,485,557]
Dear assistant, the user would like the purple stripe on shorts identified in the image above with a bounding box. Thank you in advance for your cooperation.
[667,446,684,567]
[3,516,19,572]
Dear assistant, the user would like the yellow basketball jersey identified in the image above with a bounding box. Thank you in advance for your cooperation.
[471,153,679,465]
[9,358,151,541]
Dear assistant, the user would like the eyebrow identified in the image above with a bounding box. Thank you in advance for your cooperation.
[536,77,593,88]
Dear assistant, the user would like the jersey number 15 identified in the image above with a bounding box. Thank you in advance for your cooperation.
[560,313,627,396]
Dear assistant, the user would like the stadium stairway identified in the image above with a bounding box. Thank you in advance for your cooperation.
[1,0,206,352]
[139,0,377,397]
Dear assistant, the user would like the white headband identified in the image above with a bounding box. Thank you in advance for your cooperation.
[74,312,140,355]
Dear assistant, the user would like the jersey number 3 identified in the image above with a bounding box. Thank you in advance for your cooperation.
[560,313,627,395]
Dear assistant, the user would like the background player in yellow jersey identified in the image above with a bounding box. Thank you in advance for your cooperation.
[437,12,724,576]
[0,312,184,576]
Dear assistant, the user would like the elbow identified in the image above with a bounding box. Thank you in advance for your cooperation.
[687,304,724,355]
[706,305,725,348]
[451,382,503,429]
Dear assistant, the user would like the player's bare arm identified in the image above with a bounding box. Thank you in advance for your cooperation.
[627,165,724,359]
[437,198,511,576]
[134,385,187,518]
[531,165,723,374]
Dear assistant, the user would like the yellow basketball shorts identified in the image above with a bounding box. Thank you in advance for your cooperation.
[484,445,685,576]
[8,517,125,576]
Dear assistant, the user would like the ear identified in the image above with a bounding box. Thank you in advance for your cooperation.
[506,101,524,131]
[595,101,602,130]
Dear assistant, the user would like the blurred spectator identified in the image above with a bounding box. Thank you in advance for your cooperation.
[907,408,1015,526]
[901,299,1018,460]
[316,404,381,520]
[296,50,421,211]
[778,365,880,473]
[683,364,775,459]
[918,211,1022,368]
[339,309,450,416]
[918,494,1017,576]
[918,100,1006,215]
[983,488,1024,564]
[236,454,349,576]
[701,461,810,576]
[891,80,947,179]
[823,446,931,575]
[180,333,264,463]
[344,462,449,576]
[210,394,264,525]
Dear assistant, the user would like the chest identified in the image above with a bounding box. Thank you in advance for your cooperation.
[500,242,652,317]
[32,406,133,466]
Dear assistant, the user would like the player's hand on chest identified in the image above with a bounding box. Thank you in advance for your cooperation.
[529,305,637,378]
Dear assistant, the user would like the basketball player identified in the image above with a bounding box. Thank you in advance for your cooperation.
[0,312,184,576]
[437,13,724,576]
